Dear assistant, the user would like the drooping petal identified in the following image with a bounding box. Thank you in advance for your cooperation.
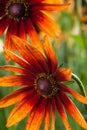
[26,98,46,130]
[6,94,40,127]
[0,87,35,107]
[59,84,87,104]
[0,65,35,78]
[31,3,70,11]
[55,68,72,82]
[19,21,27,40]
[59,92,87,129]
[51,99,55,130]
[5,20,19,53]
[11,35,49,73]
[44,100,51,130]
[56,95,72,130]
[24,18,43,54]
[0,75,33,87]
[4,49,37,74]
[0,16,11,36]
[32,11,61,38]
[43,36,58,72]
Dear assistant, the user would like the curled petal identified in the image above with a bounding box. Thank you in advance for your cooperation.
[59,92,87,129]
[59,84,87,104]
[55,68,72,82]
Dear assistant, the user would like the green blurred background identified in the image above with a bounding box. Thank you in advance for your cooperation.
[0,0,87,130]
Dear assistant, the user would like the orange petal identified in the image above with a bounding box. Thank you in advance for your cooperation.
[0,66,35,78]
[55,68,72,82]
[4,49,36,74]
[44,100,51,130]
[32,3,70,11]
[59,84,87,104]
[59,92,87,129]
[26,98,46,130]
[56,95,72,130]
[11,35,49,73]
[24,18,43,54]
[19,21,27,40]
[0,87,34,108]
[51,99,55,130]
[0,75,33,87]
[6,94,40,127]
[32,11,61,38]
[43,36,58,72]
[5,20,19,52]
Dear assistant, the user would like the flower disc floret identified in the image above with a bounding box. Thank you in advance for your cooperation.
[34,73,58,98]
[5,0,29,21]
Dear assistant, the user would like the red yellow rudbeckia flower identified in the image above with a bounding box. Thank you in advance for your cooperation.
[0,36,87,130]
[0,0,69,52]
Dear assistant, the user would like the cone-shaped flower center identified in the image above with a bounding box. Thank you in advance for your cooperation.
[37,78,52,96]
[5,1,29,21]
[8,3,25,18]
[35,73,58,98]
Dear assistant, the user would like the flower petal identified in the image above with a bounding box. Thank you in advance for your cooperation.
[44,100,51,130]
[0,65,35,78]
[26,98,46,130]
[32,11,61,38]
[43,36,58,72]
[0,16,10,36]
[19,21,27,40]
[24,18,43,54]
[0,75,33,87]
[59,92,87,129]
[11,35,49,73]
[55,68,72,82]
[0,87,34,108]
[4,49,36,74]
[31,3,70,11]
[56,95,72,130]
[5,20,19,52]
[6,94,40,127]
[51,99,55,130]
[59,84,87,104]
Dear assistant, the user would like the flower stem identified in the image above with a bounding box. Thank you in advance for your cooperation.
[72,73,86,97]
[72,73,87,113]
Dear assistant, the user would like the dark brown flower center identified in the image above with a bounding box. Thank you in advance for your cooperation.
[34,73,58,98]
[8,3,25,18]
[5,1,29,21]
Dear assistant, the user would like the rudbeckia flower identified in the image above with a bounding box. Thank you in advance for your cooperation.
[0,36,87,130]
[0,0,69,52]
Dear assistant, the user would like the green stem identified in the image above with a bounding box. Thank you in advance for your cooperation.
[72,73,87,114]
[72,73,86,97]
